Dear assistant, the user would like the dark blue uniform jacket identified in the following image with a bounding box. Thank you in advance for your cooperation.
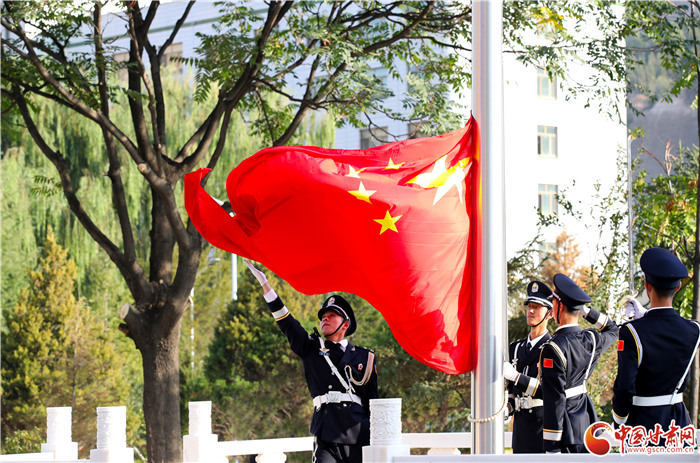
[612,307,700,431]
[507,332,551,453]
[540,308,619,453]
[273,303,378,445]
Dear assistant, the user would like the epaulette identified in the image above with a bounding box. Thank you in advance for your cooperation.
[510,338,527,347]
[355,345,374,353]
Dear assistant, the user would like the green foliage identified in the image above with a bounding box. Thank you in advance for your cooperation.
[632,136,698,319]
[0,229,139,458]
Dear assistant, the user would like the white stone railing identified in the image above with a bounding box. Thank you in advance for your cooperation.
[0,406,133,463]
[2,400,698,462]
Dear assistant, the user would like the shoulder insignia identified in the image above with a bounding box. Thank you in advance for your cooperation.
[355,345,374,353]
[543,341,567,370]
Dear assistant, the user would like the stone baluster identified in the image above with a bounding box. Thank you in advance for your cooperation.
[183,401,227,463]
[362,398,410,463]
[90,406,134,462]
[40,407,78,460]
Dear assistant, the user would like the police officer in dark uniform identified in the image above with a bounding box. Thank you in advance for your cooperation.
[503,281,554,453]
[612,247,700,432]
[245,260,378,463]
[539,273,619,453]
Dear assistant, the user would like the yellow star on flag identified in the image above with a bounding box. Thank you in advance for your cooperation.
[346,166,366,178]
[384,158,405,170]
[374,211,402,235]
[406,155,471,205]
[348,182,376,204]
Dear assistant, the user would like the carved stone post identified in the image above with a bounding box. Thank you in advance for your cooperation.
[362,398,410,463]
[90,406,134,462]
[40,407,78,460]
[183,401,227,463]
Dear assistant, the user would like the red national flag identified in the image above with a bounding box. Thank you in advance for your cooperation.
[185,117,481,374]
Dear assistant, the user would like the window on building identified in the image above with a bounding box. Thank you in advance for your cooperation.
[361,127,389,149]
[407,122,428,139]
[539,242,556,262]
[160,43,183,73]
[538,184,558,216]
[114,52,129,82]
[537,68,556,99]
[537,126,557,158]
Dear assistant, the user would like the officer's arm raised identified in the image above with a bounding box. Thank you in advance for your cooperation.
[582,306,620,353]
[244,260,314,357]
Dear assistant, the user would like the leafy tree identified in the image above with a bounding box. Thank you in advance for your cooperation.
[1,229,139,459]
[540,230,592,289]
[624,0,700,424]
[0,2,643,458]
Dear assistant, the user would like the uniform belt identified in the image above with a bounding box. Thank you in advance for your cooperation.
[633,393,683,407]
[565,384,587,398]
[515,396,543,411]
[312,392,362,410]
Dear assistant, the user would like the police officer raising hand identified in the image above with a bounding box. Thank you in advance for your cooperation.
[245,260,378,463]
[539,274,619,453]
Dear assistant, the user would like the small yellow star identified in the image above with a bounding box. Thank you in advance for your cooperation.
[348,182,376,204]
[384,158,405,170]
[346,166,366,178]
[374,211,402,234]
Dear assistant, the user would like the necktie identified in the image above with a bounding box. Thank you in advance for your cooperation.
[525,342,531,355]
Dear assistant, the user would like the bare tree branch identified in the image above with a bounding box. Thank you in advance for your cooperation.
[158,1,195,62]
[8,86,152,300]
[94,4,140,270]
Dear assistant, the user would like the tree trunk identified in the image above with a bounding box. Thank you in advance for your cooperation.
[140,315,183,463]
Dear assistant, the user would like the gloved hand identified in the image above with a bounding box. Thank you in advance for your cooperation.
[582,306,591,317]
[245,259,268,286]
[244,259,275,301]
[503,361,519,382]
[624,298,647,320]
[504,402,513,424]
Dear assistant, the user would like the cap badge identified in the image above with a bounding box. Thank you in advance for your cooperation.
[329,297,335,305]
[532,283,539,293]
[358,363,363,370]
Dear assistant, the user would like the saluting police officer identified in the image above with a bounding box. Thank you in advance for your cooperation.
[503,281,554,453]
[612,247,700,432]
[245,260,378,463]
[539,274,619,453]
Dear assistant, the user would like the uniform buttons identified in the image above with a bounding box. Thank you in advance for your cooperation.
[328,385,333,389]
[343,404,347,407]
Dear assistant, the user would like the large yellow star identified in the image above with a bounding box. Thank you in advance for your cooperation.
[346,166,366,178]
[348,182,376,204]
[406,155,471,205]
[384,158,404,170]
[374,211,402,234]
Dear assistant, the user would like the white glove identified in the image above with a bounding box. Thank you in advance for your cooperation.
[244,259,268,286]
[582,306,591,317]
[504,403,513,424]
[624,298,647,320]
[244,260,277,302]
[503,362,519,382]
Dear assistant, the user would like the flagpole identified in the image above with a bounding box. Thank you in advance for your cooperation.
[471,0,506,454]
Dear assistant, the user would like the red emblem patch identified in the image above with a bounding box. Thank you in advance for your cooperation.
[543,358,553,368]
[618,340,624,351]
[358,364,363,371]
